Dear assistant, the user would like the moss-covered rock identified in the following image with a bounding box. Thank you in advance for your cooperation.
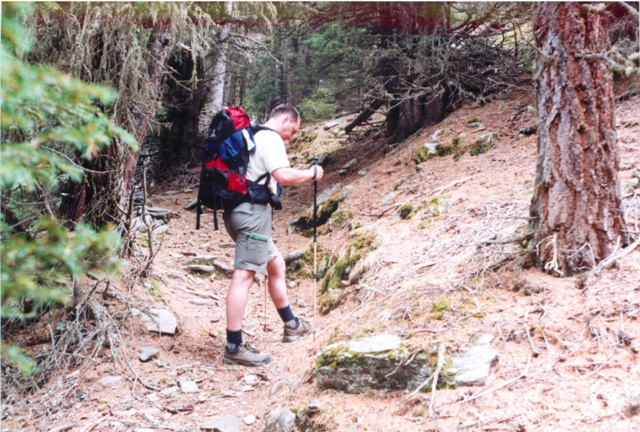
[316,334,454,393]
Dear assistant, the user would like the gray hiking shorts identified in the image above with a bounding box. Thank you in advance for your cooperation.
[223,202,279,274]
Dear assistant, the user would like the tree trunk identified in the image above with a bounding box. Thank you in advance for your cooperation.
[530,3,627,276]
[199,2,233,132]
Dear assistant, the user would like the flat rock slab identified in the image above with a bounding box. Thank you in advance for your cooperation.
[132,308,178,335]
[316,334,438,393]
[100,375,122,386]
[138,345,160,362]
[179,380,199,393]
[201,415,241,432]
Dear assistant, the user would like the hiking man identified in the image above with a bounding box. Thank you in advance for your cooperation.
[223,104,324,367]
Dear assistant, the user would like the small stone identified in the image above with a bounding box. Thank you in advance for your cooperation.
[241,385,255,392]
[306,400,321,415]
[160,386,179,396]
[201,415,241,432]
[243,414,257,425]
[287,281,297,289]
[220,389,242,398]
[244,374,259,385]
[631,169,640,179]
[100,376,122,386]
[139,345,160,362]
[358,169,368,176]
[179,380,199,393]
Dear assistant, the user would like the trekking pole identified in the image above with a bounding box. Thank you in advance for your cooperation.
[263,275,268,332]
[311,159,318,342]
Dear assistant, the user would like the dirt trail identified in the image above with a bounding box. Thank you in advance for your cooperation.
[3,88,640,432]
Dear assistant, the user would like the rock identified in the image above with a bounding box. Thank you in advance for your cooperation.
[323,120,340,130]
[186,265,215,274]
[382,192,396,204]
[448,333,498,386]
[633,169,640,179]
[358,169,368,176]
[201,415,241,432]
[167,402,194,412]
[138,345,160,363]
[306,400,321,416]
[265,407,296,432]
[243,414,256,425]
[339,159,357,176]
[179,380,199,393]
[220,389,242,398]
[185,255,216,265]
[184,199,198,210]
[153,225,169,235]
[423,142,439,154]
[160,386,180,396]
[100,376,122,386]
[431,129,443,140]
[244,374,259,385]
[628,177,639,192]
[316,334,443,393]
[287,281,297,289]
[338,185,353,202]
[146,207,180,222]
[132,308,178,335]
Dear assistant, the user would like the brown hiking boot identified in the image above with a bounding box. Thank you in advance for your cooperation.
[223,344,272,367]
[283,318,315,343]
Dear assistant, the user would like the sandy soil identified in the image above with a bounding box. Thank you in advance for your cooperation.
[2,86,639,432]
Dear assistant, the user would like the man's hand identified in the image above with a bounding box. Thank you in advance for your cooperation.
[310,165,324,182]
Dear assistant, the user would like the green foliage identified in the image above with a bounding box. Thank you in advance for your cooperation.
[299,87,338,122]
[0,3,133,374]
[399,203,414,219]
[414,146,433,163]
[469,135,494,156]
[436,137,462,157]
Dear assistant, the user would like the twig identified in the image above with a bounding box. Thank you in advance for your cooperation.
[47,425,75,432]
[431,176,473,197]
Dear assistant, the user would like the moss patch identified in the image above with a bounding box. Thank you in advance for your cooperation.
[319,231,377,313]
[414,146,433,163]
[398,203,413,219]
[470,135,494,156]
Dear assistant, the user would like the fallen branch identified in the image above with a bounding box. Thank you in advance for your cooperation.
[431,176,472,197]
[588,235,640,276]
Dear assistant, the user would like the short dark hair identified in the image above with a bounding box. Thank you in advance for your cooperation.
[269,104,300,122]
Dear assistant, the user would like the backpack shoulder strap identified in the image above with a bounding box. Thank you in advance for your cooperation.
[252,125,278,134]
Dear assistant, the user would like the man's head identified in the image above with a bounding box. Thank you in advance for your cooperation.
[266,104,300,141]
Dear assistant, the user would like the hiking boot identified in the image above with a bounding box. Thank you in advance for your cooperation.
[283,318,315,343]
[223,344,272,367]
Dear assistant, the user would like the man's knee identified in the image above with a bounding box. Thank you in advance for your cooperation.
[267,255,286,276]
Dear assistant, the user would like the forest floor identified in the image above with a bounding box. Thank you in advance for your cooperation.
[2,83,640,432]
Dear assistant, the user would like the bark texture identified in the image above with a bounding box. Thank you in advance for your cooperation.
[530,3,627,276]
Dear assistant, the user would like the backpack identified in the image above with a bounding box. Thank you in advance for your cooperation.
[195,106,281,230]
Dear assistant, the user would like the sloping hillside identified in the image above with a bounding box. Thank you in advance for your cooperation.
[3,87,639,432]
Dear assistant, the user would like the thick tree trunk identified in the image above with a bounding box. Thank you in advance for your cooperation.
[530,3,627,276]
[199,2,233,132]
[61,22,172,228]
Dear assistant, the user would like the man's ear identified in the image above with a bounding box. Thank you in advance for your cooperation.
[280,114,290,126]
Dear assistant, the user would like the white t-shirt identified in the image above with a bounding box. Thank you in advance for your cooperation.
[247,129,290,194]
